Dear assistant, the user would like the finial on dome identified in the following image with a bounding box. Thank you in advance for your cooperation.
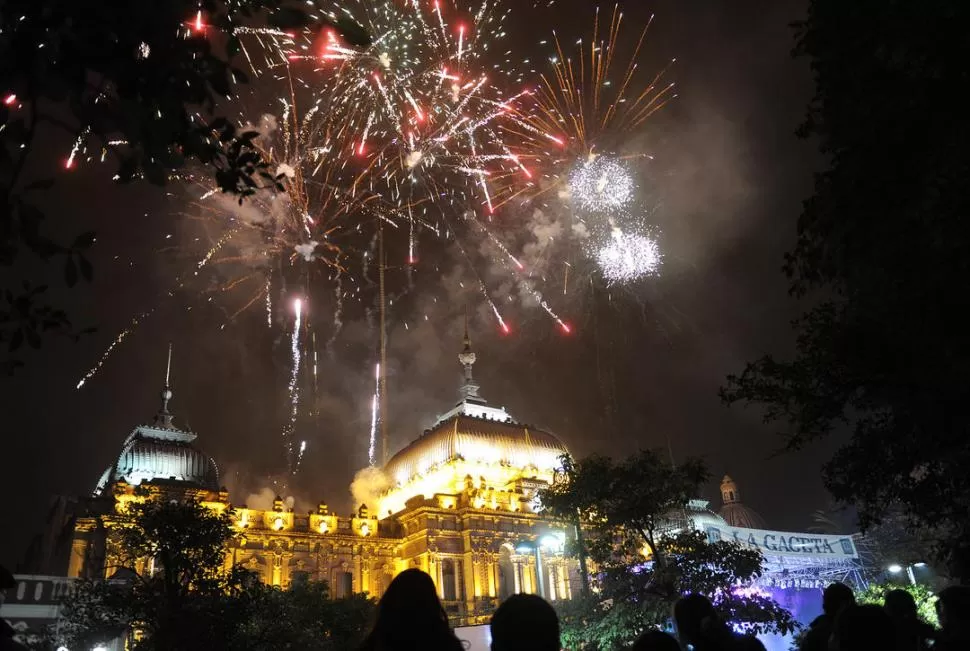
[155,342,175,429]
[458,309,481,402]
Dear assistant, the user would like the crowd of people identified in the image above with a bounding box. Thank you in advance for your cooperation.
[797,581,970,651]
[4,565,968,649]
[353,569,970,651]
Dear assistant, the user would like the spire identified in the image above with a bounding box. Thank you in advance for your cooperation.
[457,309,482,402]
[155,342,175,429]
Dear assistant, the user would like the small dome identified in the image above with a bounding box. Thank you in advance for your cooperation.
[664,499,728,533]
[94,425,219,496]
[717,474,767,529]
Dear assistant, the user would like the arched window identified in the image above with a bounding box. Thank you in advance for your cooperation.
[441,559,457,601]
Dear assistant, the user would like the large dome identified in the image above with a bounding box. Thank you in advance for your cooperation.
[94,425,219,496]
[93,354,219,496]
[384,414,569,489]
[376,327,570,517]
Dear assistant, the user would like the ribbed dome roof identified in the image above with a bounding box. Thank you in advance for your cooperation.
[719,503,767,529]
[94,425,219,496]
[94,350,219,497]
[384,414,568,489]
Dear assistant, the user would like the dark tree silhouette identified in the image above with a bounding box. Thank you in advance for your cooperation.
[721,0,970,580]
[0,0,367,371]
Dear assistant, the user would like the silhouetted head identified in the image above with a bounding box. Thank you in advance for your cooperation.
[832,604,894,651]
[631,629,680,651]
[883,589,918,621]
[490,594,560,651]
[360,569,461,651]
[937,585,970,630]
[822,582,856,617]
[673,593,719,646]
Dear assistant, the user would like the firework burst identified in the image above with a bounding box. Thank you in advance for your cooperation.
[73,1,682,479]
[520,3,676,159]
[593,227,662,283]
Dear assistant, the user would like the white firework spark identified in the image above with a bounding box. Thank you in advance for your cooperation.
[284,298,304,474]
[568,155,636,213]
[595,228,662,283]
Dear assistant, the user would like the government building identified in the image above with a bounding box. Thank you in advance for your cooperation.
[41,329,579,627]
[3,334,867,651]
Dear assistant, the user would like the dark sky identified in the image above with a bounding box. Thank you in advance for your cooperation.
[0,0,831,567]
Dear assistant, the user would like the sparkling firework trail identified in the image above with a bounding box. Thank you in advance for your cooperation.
[75,308,156,389]
[368,362,380,466]
[284,298,304,474]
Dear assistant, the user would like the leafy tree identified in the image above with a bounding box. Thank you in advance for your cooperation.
[0,0,367,371]
[57,498,376,650]
[720,0,970,580]
[232,580,375,651]
[856,582,939,628]
[58,499,245,650]
[539,451,795,650]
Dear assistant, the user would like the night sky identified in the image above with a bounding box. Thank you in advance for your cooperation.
[0,0,833,567]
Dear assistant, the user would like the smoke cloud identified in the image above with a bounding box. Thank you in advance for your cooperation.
[350,466,392,510]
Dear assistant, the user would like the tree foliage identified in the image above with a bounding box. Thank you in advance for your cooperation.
[0,0,367,371]
[232,580,376,651]
[720,0,970,580]
[539,451,795,649]
[856,582,939,628]
[56,499,375,651]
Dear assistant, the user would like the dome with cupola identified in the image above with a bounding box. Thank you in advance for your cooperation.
[93,346,219,496]
[717,474,767,529]
[378,324,569,516]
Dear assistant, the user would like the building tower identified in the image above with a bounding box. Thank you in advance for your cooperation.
[717,475,767,529]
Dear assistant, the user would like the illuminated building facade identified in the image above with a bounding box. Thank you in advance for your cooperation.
[65,330,577,624]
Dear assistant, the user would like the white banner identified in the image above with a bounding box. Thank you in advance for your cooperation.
[705,524,858,559]
[455,625,490,651]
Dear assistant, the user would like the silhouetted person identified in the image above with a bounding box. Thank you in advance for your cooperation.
[632,629,681,651]
[883,589,934,650]
[831,604,894,650]
[935,585,970,651]
[490,593,560,651]
[799,581,856,651]
[673,593,763,651]
[358,569,463,651]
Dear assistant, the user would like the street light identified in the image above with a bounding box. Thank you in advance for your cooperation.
[515,532,565,599]
[514,540,543,598]
[888,563,922,585]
